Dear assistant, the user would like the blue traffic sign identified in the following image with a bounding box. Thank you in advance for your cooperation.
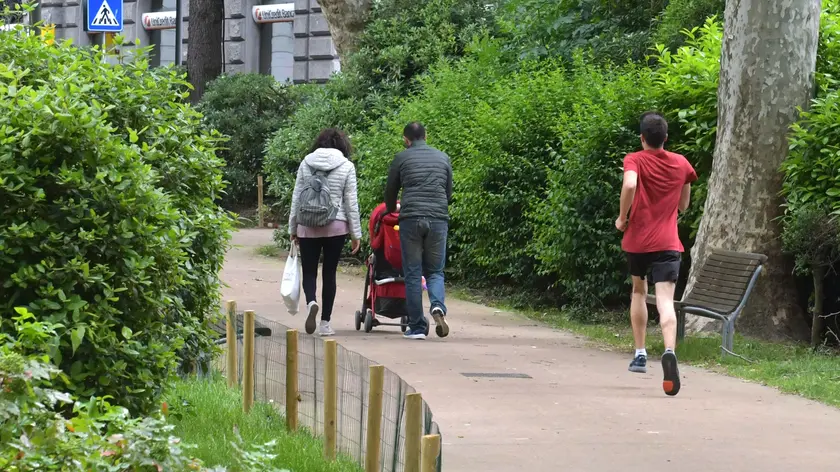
[86,0,123,32]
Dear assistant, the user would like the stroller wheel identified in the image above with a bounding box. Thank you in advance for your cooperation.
[400,316,408,333]
[354,310,362,331]
[364,309,374,333]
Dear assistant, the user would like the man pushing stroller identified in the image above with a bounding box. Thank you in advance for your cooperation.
[385,122,453,340]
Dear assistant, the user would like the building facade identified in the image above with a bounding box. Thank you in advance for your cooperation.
[28,0,338,83]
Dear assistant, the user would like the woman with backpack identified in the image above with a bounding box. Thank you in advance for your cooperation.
[289,128,362,336]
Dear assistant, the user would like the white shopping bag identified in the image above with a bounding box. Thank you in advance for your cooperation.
[280,244,301,314]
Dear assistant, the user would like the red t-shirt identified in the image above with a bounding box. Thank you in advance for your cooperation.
[621,149,697,254]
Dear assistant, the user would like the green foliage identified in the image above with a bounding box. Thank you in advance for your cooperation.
[526,58,654,305]
[817,0,840,94]
[347,0,496,98]
[199,74,297,208]
[264,0,496,211]
[0,31,231,414]
[782,87,840,276]
[652,17,722,238]
[781,204,840,275]
[652,0,724,51]
[0,311,284,471]
[165,377,362,472]
[498,0,668,64]
[784,90,840,216]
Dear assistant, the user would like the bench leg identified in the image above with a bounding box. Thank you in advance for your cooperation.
[676,308,686,342]
[720,320,736,357]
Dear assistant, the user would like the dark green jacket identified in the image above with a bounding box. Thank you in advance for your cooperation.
[385,140,453,221]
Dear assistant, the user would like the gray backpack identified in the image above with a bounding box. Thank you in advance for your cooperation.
[297,165,339,227]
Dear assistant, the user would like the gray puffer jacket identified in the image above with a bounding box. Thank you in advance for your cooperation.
[384,140,453,221]
[289,148,362,240]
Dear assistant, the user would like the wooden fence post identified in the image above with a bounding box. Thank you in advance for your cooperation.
[286,329,299,431]
[365,365,385,472]
[404,393,423,472]
[421,434,440,472]
[225,300,238,388]
[242,310,255,413]
[324,339,338,460]
[257,175,264,228]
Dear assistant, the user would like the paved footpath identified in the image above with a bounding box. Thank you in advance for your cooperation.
[223,229,840,472]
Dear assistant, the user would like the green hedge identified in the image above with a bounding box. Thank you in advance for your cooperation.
[350,31,720,305]
[199,73,297,208]
[0,32,231,414]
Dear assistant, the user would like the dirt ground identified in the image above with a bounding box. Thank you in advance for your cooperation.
[222,229,840,472]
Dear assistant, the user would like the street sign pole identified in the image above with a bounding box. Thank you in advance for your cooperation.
[174,0,182,67]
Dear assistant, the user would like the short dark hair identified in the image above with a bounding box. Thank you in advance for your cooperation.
[640,112,668,148]
[311,128,352,157]
[403,122,426,142]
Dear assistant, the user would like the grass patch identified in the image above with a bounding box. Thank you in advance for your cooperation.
[450,286,840,408]
[255,244,284,258]
[166,375,362,472]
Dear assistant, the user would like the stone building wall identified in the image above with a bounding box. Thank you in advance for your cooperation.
[30,0,338,83]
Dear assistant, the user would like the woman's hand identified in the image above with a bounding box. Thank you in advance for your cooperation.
[350,239,361,255]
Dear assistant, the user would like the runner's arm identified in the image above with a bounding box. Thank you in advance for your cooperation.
[619,170,638,221]
[679,183,691,212]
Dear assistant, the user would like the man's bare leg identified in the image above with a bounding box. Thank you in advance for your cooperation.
[654,281,677,350]
[628,276,649,373]
[654,281,680,396]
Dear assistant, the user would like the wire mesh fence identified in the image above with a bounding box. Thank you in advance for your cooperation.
[213,312,443,472]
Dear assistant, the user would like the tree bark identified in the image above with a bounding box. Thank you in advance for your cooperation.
[811,265,826,347]
[317,0,372,62]
[187,0,224,104]
[685,0,820,340]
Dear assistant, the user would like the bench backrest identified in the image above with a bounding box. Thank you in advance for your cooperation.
[683,249,768,315]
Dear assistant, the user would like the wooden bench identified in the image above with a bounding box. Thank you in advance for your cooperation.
[646,249,767,357]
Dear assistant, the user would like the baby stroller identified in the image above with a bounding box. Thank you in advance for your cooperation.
[355,202,430,335]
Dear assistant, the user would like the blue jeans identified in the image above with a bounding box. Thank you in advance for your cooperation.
[399,218,448,331]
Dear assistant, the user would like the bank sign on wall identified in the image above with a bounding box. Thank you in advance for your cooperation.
[140,3,293,31]
[141,11,176,30]
[252,3,294,23]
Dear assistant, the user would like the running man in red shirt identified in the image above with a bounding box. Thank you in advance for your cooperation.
[615,112,697,397]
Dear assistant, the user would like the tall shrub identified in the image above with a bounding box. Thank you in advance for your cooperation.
[264,0,496,211]
[0,32,231,414]
[528,59,655,305]
[199,74,297,209]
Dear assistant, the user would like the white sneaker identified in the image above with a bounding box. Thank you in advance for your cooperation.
[305,301,319,335]
[431,307,449,338]
[318,320,335,337]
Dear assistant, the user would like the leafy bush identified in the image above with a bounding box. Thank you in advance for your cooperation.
[527,59,655,305]
[0,31,231,414]
[265,0,496,212]
[497,0,668,64]
[1,310,285,471]
[199,74,297,208]
[652,17,722,238]
[817,0,840,94]
[652,0,724,51]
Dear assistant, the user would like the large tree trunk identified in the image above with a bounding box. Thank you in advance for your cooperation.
[187,0,224,104]
[317,0,372,62]
[685,0,820,340]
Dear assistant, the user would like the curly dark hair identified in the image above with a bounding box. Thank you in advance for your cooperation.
[310,128,352,157]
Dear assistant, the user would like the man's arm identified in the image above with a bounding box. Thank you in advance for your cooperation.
[446,160,453,204]
[385,155,401,213]
[618,170,638,228]
[679,183,691,212]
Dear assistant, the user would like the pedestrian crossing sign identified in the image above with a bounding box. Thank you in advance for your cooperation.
[86,0,123,33]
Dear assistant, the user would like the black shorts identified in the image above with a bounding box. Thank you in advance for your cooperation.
[626,251,681,284]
